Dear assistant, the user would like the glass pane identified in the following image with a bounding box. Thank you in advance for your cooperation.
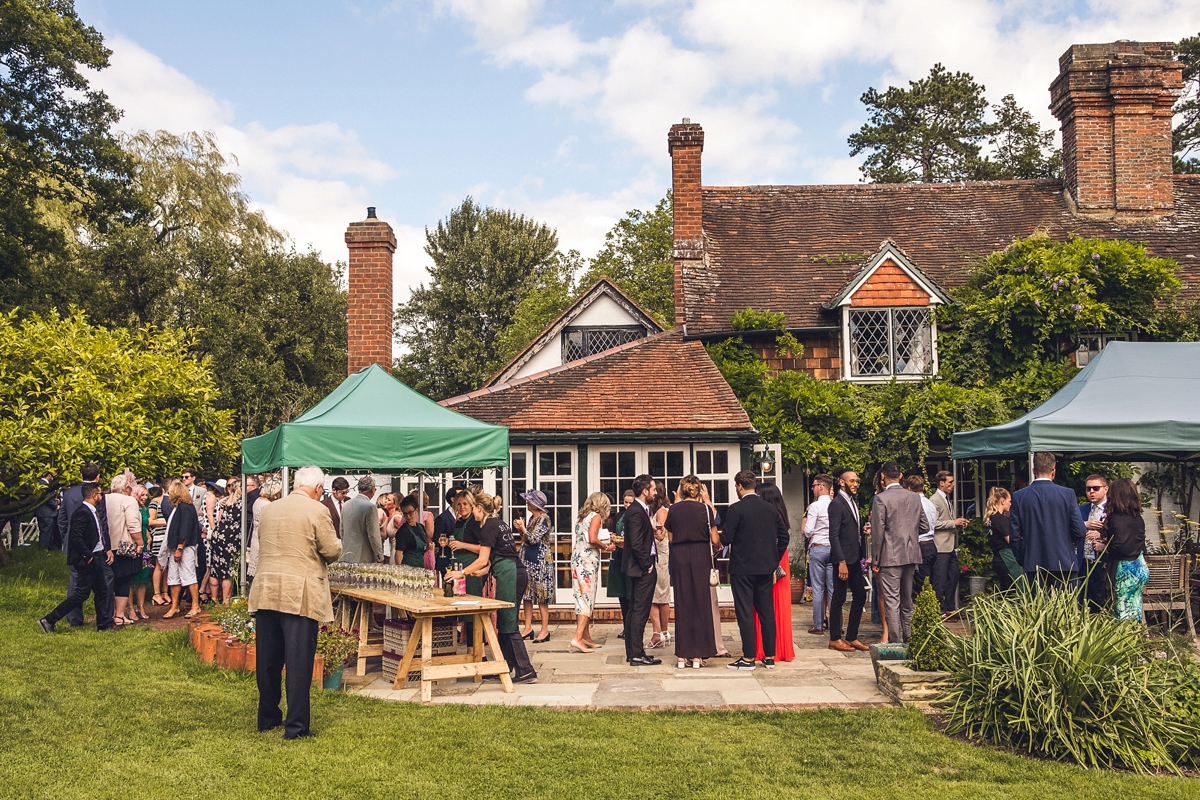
[667,451,684,476]
[600,479,617,502]
[599,452,616,478]
[714,482,729,504]
[556,452,571,475]
[618,451,636,476]
[648,451,664,476]
[697,451,712,473]
[539,452,554,476]
[562,330,584,363]
[511,452,526,479]
[850,309,891,376]
[893,308,933,375]
[713,450,728,474]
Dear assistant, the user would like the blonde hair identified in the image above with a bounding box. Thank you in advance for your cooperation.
[455,491,476,509]
[260,477,283,501]
[168,481,192,508]
[984,487,1011,520]
[678,474,703,499]
[578,491,611,522]
[474,491,497,515]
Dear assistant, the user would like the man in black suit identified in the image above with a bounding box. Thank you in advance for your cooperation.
[721,470,790,670]
[620,474,661,665]
[40,482,115,632]
[828,469,868,653]
[56,463,111,627]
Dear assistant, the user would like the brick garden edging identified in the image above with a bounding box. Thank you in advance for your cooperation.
[187,614,324,680]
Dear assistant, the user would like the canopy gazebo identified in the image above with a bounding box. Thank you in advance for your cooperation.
[238,364,510,586]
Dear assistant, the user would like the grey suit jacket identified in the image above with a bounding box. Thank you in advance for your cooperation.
[869,484,929,567]
[339,494,383,563]
[930,490,958,554]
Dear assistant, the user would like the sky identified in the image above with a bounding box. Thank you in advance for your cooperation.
[76,0,1200,305]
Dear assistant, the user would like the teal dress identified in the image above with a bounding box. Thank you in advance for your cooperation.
[606,511,631,600]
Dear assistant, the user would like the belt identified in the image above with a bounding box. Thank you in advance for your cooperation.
[810,543,830,547]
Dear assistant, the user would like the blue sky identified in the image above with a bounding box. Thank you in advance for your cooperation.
[76,1,1199,303]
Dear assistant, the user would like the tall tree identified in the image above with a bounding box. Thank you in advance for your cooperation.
[580,192,674,323]
[848,64,995,183]
[492,250,580,367]
[394,198,561,399]
[0,0,136,309]
[1175,32,1200,174]
[982,94,1062,180]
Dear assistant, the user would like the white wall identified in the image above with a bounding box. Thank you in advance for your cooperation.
[508,292,647,381]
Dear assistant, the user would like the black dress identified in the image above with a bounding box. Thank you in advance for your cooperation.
[987,512,1015,591]
[666,500,717,660]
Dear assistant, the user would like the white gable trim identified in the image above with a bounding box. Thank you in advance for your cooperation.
[834,242,949,308]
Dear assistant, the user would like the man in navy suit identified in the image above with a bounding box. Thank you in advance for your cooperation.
[39,482,115,632]
[1009,452,1087,589]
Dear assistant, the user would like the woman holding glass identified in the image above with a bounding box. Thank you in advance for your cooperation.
[396,495,429,568]
[570,492,614,653]
[514,489,553,643]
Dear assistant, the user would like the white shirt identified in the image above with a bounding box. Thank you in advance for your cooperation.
[83,501,104,552]
[805,494,832,546]
[919,496,937,542]
[1084,498,1106,560]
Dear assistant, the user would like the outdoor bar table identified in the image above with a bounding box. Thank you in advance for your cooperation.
[333,587,514,700]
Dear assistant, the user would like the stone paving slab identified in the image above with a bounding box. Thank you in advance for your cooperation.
[345,616,895,710]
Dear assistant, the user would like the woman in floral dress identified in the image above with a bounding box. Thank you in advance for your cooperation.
[207,477,241,605]
[515,489,554,643]
[570,492,613,653]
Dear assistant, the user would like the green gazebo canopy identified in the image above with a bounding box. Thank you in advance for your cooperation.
[951,342,1200,461]
[241,364,509,473]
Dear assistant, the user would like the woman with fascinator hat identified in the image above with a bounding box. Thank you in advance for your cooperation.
[514,489,554,643]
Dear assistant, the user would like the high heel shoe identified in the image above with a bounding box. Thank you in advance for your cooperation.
[533,633,551,644]
[568,639,595,653]
[521,630,535,640]
[648,634,666,649]
[677,659,687,669]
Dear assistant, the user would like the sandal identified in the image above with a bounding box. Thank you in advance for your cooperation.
[184,609,201,619]
[151,595,168,606]
[648,634,666,649]
[162,609,179,619]
[677,659,687,669]
[138,610,150,620]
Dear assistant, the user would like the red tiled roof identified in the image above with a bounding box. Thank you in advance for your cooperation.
[688,176,1200,335]
[441,329,753,434]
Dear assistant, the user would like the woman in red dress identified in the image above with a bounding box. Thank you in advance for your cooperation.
[754,482,795,662]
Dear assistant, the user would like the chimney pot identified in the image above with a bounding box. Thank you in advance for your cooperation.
[367,206,377,219]
[682,117,690,124]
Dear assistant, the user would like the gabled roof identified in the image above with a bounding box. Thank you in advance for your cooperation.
[687,176,1200,335]
[443,329,754,436]
[485,276,665,387]
[824,240,953,309]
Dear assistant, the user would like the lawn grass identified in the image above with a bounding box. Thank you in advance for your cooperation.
[0,547,1195,799]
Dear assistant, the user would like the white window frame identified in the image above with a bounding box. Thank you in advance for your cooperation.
[534,448,577,606]
[841,305,939,383]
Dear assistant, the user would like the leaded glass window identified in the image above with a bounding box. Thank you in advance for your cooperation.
[562,327,643,362]
[848,308,934,378]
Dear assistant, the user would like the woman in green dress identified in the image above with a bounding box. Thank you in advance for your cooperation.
[395,495,429,568]
[447,492,537,683]
[606,490,635,636]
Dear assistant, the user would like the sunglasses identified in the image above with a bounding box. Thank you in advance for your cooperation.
[1085,485,1105,491]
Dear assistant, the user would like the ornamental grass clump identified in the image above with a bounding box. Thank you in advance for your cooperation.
[909,579,952,672]
[941,587,1200,774]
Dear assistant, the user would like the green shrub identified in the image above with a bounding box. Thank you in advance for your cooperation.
[941,588,1200,774]
[909,579,952,672]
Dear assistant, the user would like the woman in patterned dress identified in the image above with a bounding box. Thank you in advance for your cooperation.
[1094,478,1148,621]
[515,489,554,643]
[570,492,614,653]
[207,477,241,605]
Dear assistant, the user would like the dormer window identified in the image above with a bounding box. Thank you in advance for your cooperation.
[848,308,934,377]
[562,326,643,363]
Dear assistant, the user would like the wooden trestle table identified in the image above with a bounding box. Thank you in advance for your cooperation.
[333,587,514,701]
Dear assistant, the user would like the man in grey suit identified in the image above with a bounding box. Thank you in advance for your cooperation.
[930,470,969,612]
[339,476,384,564]
[869,462,930,643]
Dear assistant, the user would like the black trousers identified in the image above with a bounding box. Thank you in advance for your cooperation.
[45,560,114,631]
[1081,557,1110,613]
[731,573,775,660]
[915,541,937,599]
[829,571,866,643]
[37,513,58,550]
[623,569,657,660]
[255,609,318,739]
[933,550,959,611]
[497,566,535,678]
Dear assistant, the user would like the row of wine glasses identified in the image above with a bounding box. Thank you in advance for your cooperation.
[329,562,437,598]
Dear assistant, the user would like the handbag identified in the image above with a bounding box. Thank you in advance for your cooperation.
[706,505,720,586]
[116,540,140,557]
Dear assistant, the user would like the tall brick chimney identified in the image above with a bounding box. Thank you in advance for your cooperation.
[345,207,396,373]
[1049,41,1183,217]
[668,119,704,329]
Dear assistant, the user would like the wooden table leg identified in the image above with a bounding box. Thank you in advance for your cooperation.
[473,614,484,683]
[356,601,372,677]
[480,614,514,693]
[393,616,420,690]
[420,617,434,702]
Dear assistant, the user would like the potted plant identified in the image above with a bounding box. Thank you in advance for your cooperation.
[316,626,359,690]
[211,599,255,670]
[789,554,806,604]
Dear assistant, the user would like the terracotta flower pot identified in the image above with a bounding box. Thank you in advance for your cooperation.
[245,644,256,672]
[312,653,325,682]
[189,621,221,652]
[225,641,248,671]
[199,630,223,664]
[790,578,806,605]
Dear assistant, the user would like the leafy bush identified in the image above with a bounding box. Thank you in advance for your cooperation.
[316,626,359,675]
[211,598,254,643]
[942,588,1200,774]
[909,579,952,672]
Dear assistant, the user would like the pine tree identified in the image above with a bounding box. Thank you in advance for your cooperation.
[909,578,952,672]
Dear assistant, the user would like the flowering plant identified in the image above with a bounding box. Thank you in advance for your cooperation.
[212,598,255,643]
[316,626,359,675]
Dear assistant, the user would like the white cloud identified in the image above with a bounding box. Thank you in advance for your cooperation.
[89,35,423,300]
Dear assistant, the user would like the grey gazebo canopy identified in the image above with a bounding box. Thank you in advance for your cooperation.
[951,342,1200,461]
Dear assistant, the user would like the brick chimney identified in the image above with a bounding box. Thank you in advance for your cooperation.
[345,207,396,373]
[1049,41,1183,217]
[668,119,704,329]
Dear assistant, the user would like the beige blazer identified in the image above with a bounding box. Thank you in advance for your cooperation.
[106,492,141,549]
[930,490,958,554]
[249,492,342,622]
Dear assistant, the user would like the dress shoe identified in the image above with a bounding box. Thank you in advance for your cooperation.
[514,671,538,684]
[848,640,871,651]
[37,618,54,634]
[828,639,856,652]
[807,627,824,635]
[628,656,661,666]
[258,723,282,733]
[284,731,314,740]
[761,657,775,669]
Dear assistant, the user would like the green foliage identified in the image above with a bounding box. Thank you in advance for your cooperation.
[909,579,952,672]
[936,234,1181,389]
[1174,32,1200,171]
[580,192,674,324]
[211,598,254,643]
[705,337,770,401]
[959,517,989,577]
[316,625,358,674]
[0,309,238,517]
[848,64,994,183]
[0,0,138,310]
[942,589,1200,774]
[394,198,562,399]
[980,94,1062,180]
[491,249,581,368]
[730,307,788,331]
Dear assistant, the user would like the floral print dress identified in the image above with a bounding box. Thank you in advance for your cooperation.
[208,498,241,581]
[521,513,555,605]
[572,512,602,615]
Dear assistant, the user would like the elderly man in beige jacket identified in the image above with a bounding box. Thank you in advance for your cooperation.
[249,466,342,739]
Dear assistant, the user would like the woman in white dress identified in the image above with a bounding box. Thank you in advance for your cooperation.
[570,492,614,653]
